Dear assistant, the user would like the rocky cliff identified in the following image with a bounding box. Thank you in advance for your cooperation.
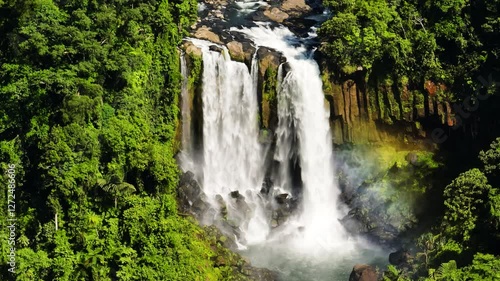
[321,67,452,146]
[180,0,500,150]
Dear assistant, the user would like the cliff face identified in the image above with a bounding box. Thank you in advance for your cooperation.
[179,39,283,151]
[322,69,455,146]
[321,70,500,150]
[180,28,500,153]
[180,42,452,149]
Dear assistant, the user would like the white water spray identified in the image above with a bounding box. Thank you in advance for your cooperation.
[236,24,355,255]
[179,24,382,281]
[185,39,270,245]
[180,54,191,153]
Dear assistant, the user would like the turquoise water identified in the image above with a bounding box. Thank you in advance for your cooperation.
[241,242,388,281]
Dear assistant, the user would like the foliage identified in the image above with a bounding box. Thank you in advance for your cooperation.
[442,168,491,243]
[0,0,252,280]
[384,138,500,281]
[319,0,498,97]
[479,137,500,179]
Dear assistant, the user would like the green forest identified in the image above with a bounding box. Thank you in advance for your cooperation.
[319,0,500,280]
[0,0,253,280]
[0,0,499,280]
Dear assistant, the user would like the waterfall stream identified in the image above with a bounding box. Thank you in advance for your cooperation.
[180,22,384,281]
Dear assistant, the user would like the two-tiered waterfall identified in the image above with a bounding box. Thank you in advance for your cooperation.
[179,23,382,281]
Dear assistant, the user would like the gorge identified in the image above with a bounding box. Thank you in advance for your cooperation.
[178,4,387,280]
[176,0,500,280]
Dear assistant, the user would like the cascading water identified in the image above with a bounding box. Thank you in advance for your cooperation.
[235,23,355,254]
[180,54,191,154]
[183,39,271,245]
[181,25,385,281]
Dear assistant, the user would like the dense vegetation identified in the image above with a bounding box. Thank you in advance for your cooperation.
[377,139,500,280]
[0,0,252,280]
[1,0,499,280]
[319,1,500,279]
[319,0,499,91]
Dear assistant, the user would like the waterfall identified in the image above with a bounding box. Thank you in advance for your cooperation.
[236,24,354,255]
[185,39,270,245]
[274,63,297,195]
[179,24,377,280]
[180,54,191,153]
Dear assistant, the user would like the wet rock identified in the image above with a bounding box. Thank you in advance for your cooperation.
[282,61,292,74]
[216,194,228,219]
[204,0,228,7]
[241,264,279,281]
[271,219,278,228]
[214,9,224,19]
[182,41,202,57]
[191,195,210,214]
[340,212,369,234]
[235,195,251,218]
[275,193,289,204]
[177,171,203,214]
[194,26,222,44]
[204,224,238,251]
[257,47,283,77]
[263,7,289,23]
[349,264,378,281]
[227,218,240,228]
[260,177,273,195]
[281,0,311,18]
[230,190,241,199]
[271,194,298,227]
[209,45,224,53]
[227,41,245,62]
[389,249,411,266]
[370,225,399,244]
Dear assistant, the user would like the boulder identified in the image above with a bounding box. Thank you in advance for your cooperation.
[182,41,202,58]
[227,41,245,62]
[389,249,411,266]
[194,26,223,44]
[230,190,241,199]
[349,264,378,281]
[257,47,283,77]
[241,264,279,281]
[275,193,289,204]
[263,7,289,23]
[209,45,224,53]
[280,0,311,17]
[177,171,202,212]
[204,0,228,6]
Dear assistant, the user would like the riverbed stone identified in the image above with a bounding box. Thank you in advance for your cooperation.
[349,264,378,281]
[280,0,311,17]
[263,7,289,23]
[227,41,245,62]
[194,25,223,44]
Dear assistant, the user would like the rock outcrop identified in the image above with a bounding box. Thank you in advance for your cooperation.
[389,249,412,267]
[280,0,311,17]
[349,264,378,281]
[194,26,223,44]
[226,41,246,62]
[321,68,455,146]
[177,171,212,222]
[256,47,284,131]
[263,7,290,23]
